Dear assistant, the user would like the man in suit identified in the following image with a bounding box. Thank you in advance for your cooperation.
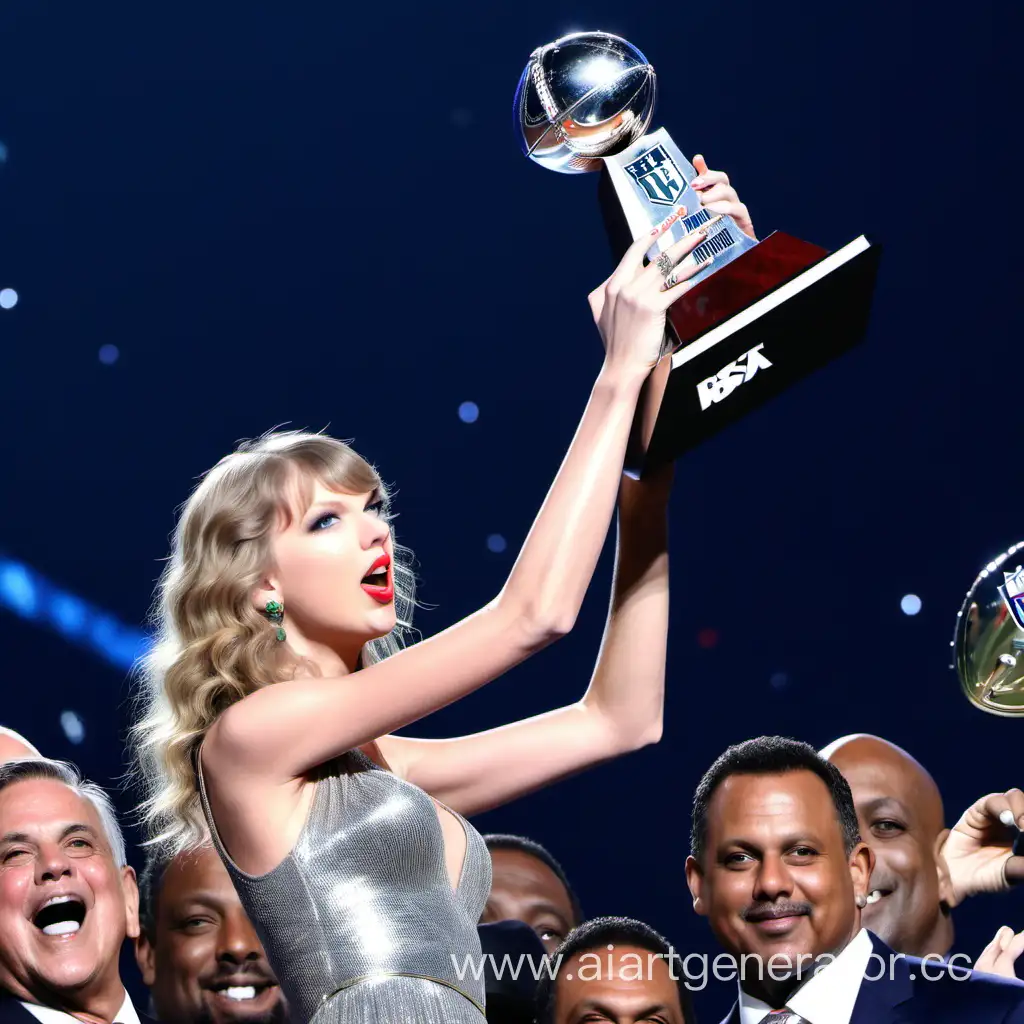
[822,733,1024,976]
[685,736,1024,1023]
[133,844,288,1024]
[0,757,150,1024]
[481,834,583,956]
[0,728,40,764]
[535,916,695,1024]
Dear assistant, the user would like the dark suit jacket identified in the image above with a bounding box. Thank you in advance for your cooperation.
[0,993,157,1024]
[0,999,43,1024]
[718,933,1024,1024]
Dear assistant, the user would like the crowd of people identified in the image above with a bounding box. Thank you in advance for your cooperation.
[2,723,1023,1024]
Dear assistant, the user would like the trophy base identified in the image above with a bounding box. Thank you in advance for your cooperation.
[622,230,882,477]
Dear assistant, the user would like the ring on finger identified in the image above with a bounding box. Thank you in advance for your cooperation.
[664,267,684,288]
[654,252,675,278]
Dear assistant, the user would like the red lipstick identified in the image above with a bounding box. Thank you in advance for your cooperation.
[361,553,394,604]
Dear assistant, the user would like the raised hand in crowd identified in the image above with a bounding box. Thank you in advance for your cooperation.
[941,788,1024,905]
[977,926,1024,980]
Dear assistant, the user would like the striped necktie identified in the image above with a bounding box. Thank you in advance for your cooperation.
[757,1011,807,1024]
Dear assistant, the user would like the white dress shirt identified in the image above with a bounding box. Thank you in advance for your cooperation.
[738,928,873,1024]
[20,991,141,1024]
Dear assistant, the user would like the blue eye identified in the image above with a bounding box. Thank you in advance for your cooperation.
[365,500,384,516]
[310,513,340,531]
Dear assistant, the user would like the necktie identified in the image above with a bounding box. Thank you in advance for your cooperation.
[757,1011,807,1024]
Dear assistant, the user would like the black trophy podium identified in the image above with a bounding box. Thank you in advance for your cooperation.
[598,167,883,477]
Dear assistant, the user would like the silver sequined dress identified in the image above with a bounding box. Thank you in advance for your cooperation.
[198,748,492,1024]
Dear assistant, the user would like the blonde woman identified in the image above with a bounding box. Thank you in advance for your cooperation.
[131,201,723,1024]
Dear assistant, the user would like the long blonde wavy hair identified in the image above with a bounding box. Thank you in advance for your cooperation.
[129,431,417,854]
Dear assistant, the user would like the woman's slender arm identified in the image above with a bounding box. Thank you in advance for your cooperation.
[379,466,673,815]
[207,208,703,784]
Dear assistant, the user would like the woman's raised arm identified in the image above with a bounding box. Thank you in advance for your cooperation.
[208,207,710,783]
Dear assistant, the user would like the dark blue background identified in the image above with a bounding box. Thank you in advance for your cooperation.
[1,1,1022,1020]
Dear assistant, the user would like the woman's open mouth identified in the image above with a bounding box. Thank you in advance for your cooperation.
[360,553,394,604]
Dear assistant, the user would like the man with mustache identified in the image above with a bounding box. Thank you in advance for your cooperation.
[134,846,288,1024]
[822,733,1024,977]
[0,757,149,1024]
[685,736,1024,1023]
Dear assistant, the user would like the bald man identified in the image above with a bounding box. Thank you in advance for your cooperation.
[0,726,40,763]
[823,733,1024,973]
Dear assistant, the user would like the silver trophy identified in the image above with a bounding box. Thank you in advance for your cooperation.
[953,542,1024,717]
[514,31,755,288]
[514,30,881,475]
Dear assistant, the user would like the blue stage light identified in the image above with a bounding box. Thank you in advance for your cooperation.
[458,401,479,424]
[0,288,18,310]
[0,551,150,671]
[901,594,922,616]
[486,533,507,553]
[0,564,38,617]
[51,594,87,635]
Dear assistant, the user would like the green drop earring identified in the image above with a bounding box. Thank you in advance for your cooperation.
[265,600,286,641]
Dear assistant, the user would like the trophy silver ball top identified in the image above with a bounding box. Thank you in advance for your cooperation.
[953,542,1024,717]
[514,31,656,174]
[513,30,881,474]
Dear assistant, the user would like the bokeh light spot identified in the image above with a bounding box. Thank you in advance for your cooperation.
[60,710,86,745]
